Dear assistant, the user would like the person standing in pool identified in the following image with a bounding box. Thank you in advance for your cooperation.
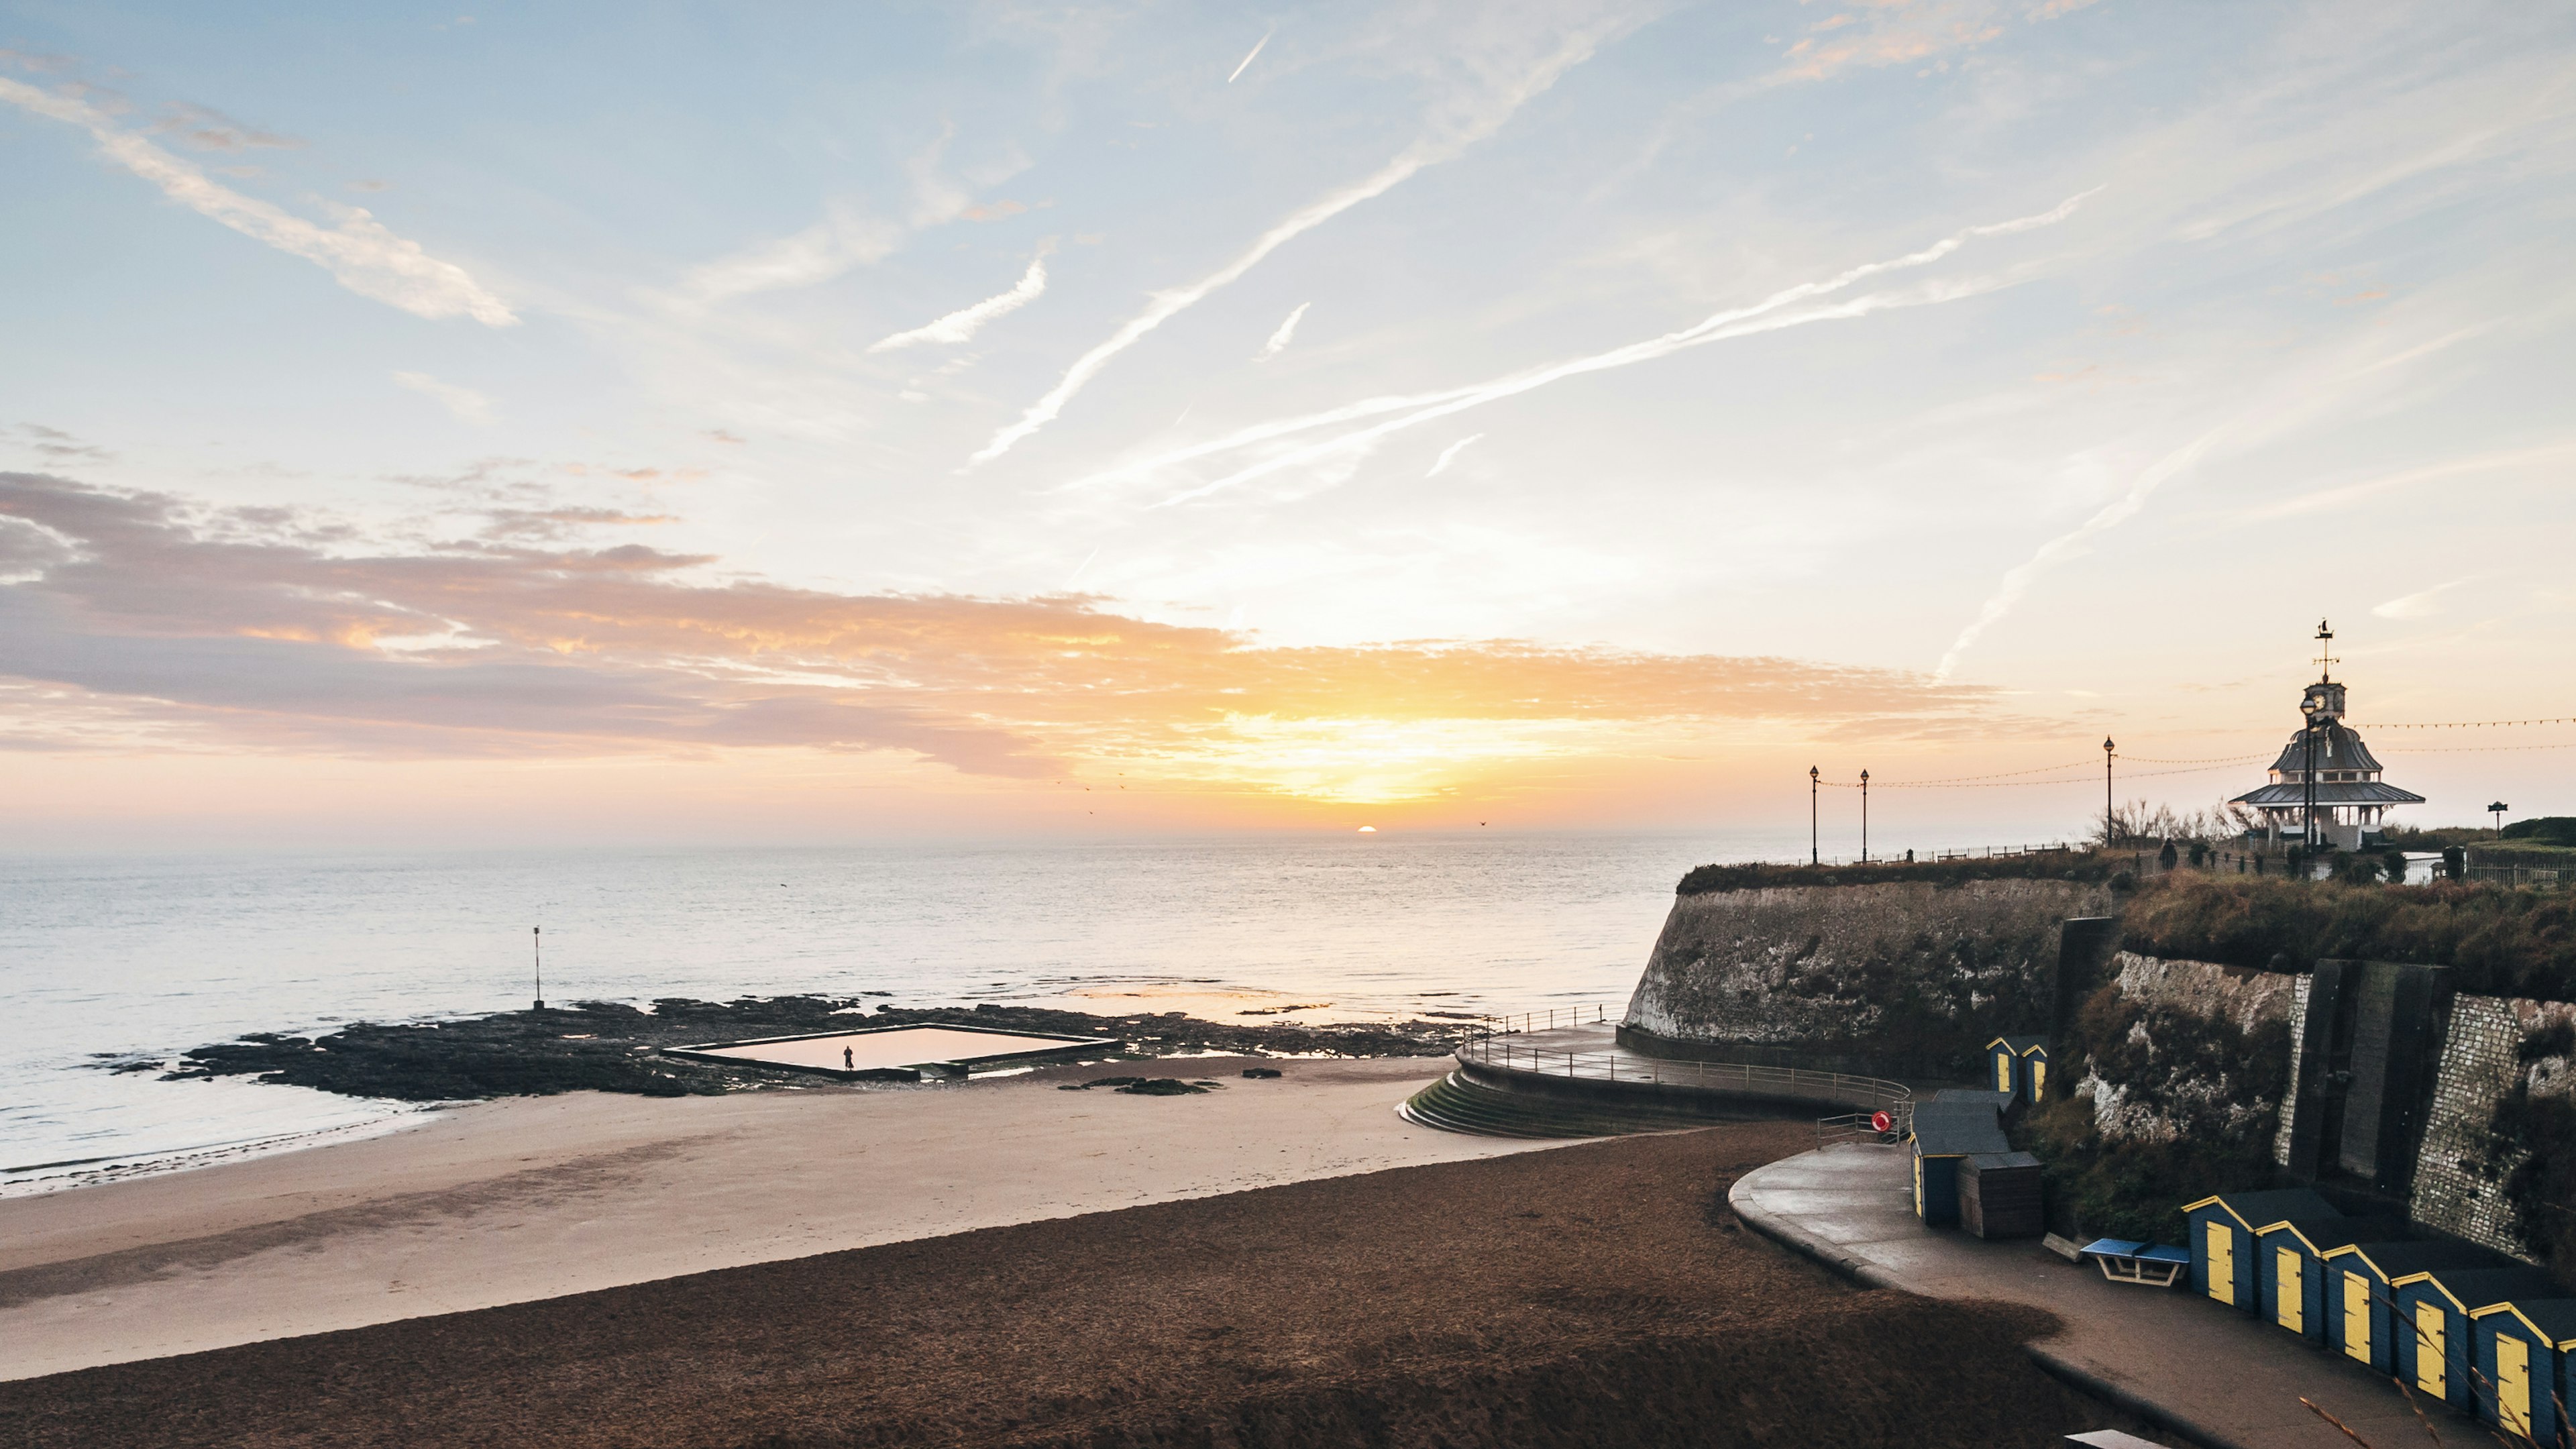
[843,1046,854,1071]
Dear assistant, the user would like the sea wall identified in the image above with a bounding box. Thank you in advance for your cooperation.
[2408,996,2576,1258]
[1620,879,2114,1078]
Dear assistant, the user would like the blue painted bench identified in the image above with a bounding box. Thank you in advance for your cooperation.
[2080,1238,2191,1287]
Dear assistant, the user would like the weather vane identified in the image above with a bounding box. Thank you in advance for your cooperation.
[2313,619,2337,682]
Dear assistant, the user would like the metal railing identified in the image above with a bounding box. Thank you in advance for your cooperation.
[1816,1108,1913,1147]
[2468,863,2565,890]
[1457,1036,1911,1114]
[1472,1004,1613,1036]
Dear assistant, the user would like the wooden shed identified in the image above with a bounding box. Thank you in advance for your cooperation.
[2182,1189,2336,1314]
[2390,1265,2561,1411]
[2253,1215,2408,1345]
[1958,1151,2044,1239]
[1985,1036,2048,1102]
[2320,1239,2504,1375]
[1910,1095,2008,1228]
[2469,1297,2576,1443]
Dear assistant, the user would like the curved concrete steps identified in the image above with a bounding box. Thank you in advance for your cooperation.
[1398,1071,1676,1138]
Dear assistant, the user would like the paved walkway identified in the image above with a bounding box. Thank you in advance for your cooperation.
[1732,1144,2441,1449]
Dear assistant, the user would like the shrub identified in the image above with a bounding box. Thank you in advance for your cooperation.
[2018,979,2291,1242]
[2117,873,2576,1000]
[1676,852,2120,896]
[2503,817,2576,847]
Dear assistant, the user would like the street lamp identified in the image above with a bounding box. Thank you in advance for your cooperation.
[2102,737,2115,846]
[1809,765,1821,865]
[532,924,545,1011]
[2491,802,2511,840]
[2300,693,2322,856]
[1860,769,1870,864]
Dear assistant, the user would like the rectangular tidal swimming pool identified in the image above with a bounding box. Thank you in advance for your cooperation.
[667,1024,1118,1078]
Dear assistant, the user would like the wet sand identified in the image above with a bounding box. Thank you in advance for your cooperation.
[0,1122,2108,1449]
[0,1057,1556,1381]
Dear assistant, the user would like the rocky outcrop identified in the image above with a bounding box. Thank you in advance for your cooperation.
[1620,879,2114,1079]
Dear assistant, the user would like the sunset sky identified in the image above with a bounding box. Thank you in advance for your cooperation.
[3,1,2572,849]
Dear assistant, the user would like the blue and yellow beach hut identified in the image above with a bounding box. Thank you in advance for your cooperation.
[2319,1239,2502,1374]
[2254,1215,2408,1345]
[2182,1189,2335,1313]
[1985,1036,2049,1102]
[2469,1297,2576,1442]
[1909,1093,2008,1227]
[2390,1265,2561,1410]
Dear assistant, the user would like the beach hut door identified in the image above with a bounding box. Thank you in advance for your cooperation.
[2342,1273,2369,1362]
[2207,1222,2233,1303]
[2031,1059,2045,1102]
[1996,1053,2012,1093]
[2275,1248,2303,1332]
[2498,1334,2531,1437]
[2414,1303,2445,1396]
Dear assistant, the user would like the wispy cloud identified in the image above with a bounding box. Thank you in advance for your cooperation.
[1254,302,1309,361]
[682,205,904,306]
[149,101,302,153]
[1228,28,1275,84]
[869,244,1052,352]
[681,125,1024,307]
[11,423,113,464]
[2373,577,2474,620]
[0,76,517,326]
[1120,189,2100,508]
[392,370,496,425]
[965,19,1633,468]
[0,474,1993,795]
[1425,433,1483,478]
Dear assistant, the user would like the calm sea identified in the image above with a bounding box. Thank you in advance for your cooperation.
[0,830,1791,1188]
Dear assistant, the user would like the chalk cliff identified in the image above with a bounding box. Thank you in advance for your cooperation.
[1620,877,2114,1079]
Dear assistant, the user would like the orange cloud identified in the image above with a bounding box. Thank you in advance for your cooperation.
[0,472,1996,803]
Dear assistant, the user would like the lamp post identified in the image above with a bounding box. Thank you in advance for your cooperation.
[2300,693,2322,857]
[1860,769,1870,863]
[532,925,544,1011]
[2491,802,2511,840]
[1809,765,1821,865]
[2102,737,2115,847]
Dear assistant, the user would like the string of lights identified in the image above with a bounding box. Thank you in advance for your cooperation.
[2350,718,2576,729]
[1816,759,2259,790]
[2378,742,2576,754]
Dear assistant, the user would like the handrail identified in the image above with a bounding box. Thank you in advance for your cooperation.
[1468,1004,1615,1038]
[1456,1035,1911,1113]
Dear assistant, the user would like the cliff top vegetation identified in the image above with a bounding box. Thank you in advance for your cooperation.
[1676,853,2123,896]
[2120,873,2576,1001]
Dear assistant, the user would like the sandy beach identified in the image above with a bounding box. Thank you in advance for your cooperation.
[0,1057,1555,1382]
[0,1120,2108,1448]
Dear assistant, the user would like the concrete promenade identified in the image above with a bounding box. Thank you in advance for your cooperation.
[1731,1144,2443,1449]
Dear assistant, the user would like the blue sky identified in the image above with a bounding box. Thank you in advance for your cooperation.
[3,1,2572,844]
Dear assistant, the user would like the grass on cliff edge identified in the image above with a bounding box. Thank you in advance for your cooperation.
[2120,872,2576,1000]
[1678,853,2123,894]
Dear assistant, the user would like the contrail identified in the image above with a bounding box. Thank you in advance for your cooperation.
[1934,423,2230,682]
[1228,29,1274,84]
[964,31,1615,470]
[1254,302,1309,360]
[1933,317,2494,680]
[1425,434,1483,478]
[871,248,1050,351]
[1138,189,2102,507]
